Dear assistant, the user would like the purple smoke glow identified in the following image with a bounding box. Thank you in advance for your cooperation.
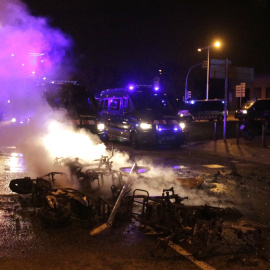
[0,0,74,124]
[0,0,78,175]
[0,0,73,80]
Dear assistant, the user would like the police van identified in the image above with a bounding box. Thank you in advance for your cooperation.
[40,81,108,142]
[98,85,187,148]
[178,99,226,122]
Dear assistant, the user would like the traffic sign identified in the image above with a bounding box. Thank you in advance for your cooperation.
[235,82,246,97]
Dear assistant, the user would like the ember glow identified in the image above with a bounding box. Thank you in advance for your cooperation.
[43,120,106,162]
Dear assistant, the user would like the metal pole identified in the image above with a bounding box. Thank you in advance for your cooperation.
[214,121,217,141]
[184,63,202,103]
[223,59,229,141]
[236,122,239,145]
[262,123,266,148]
[206,47,210,100]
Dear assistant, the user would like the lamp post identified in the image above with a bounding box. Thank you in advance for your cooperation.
[184,63,202,103]
[198,41,221,100]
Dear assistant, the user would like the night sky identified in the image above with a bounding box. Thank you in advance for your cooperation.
[21,0,270,95]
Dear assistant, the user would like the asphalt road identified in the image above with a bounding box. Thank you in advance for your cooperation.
[1,121,270,270]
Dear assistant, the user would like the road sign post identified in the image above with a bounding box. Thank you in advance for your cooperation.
[235,82,246,107]
[223,59,230,141]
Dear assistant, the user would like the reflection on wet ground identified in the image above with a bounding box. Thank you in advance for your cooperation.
[0,151,26,195]
[0,195,40,258]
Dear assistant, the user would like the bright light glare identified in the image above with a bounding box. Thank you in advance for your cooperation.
[9,153,24,172]
[140,123,152,130]
[179,122,185,129]
[97,123,105,131]
[128,84,135,90]
[43,120,106,162]
[215,41,221,47]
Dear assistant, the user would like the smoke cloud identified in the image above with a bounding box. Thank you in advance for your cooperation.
[0,0,78,176]
[0,1,226,209]
[0,0,73,80]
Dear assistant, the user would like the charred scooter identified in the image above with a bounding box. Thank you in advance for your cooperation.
[9,172,109,227]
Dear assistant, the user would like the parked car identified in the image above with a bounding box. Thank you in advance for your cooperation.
[235,99,270,140]
[235,99,270,121]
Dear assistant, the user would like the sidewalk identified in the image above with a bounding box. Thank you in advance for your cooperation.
[188,136,270,165]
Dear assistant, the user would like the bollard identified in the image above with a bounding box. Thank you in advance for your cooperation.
[262,123,266,148]
[214,121,217,141]
[236,122,239,145]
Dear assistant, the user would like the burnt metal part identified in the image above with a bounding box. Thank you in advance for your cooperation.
[9,173,111,228]
[130,187,267,259]
[9,177,33,194]
[8,155,269,259]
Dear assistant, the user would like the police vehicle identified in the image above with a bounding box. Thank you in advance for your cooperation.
[178,99,226,122]
[40,81,108,142]
[98,85,187,148]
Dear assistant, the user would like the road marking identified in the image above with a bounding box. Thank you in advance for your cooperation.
[203,164,224,168]
[168,241,216,270]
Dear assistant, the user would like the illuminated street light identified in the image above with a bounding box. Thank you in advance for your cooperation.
[198,41,221,100]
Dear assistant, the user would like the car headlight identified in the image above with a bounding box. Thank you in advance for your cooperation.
[179,113,184,117]
[179,122,185,129]
[242,110,247,114]
[140,122,152,130]
[97,123,105,131]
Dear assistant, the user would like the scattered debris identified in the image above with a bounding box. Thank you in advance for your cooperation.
[8,153,269,260]
[173,177,204,188]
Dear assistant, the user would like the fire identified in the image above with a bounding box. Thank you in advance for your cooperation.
[42,120,106,162]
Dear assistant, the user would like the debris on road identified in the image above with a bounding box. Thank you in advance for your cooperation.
[8,153,269,260]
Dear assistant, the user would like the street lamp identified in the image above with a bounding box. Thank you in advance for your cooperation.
[184,63,202,103]
[198,41,221,100]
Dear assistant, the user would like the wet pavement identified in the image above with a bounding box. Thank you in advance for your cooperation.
[1,137,270,269]
[187,136,270,165]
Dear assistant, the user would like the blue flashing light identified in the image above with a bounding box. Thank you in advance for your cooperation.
[128,84,135,90]
[154,86,159,91]
[190,100,195,104]
[222,100,225,104]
